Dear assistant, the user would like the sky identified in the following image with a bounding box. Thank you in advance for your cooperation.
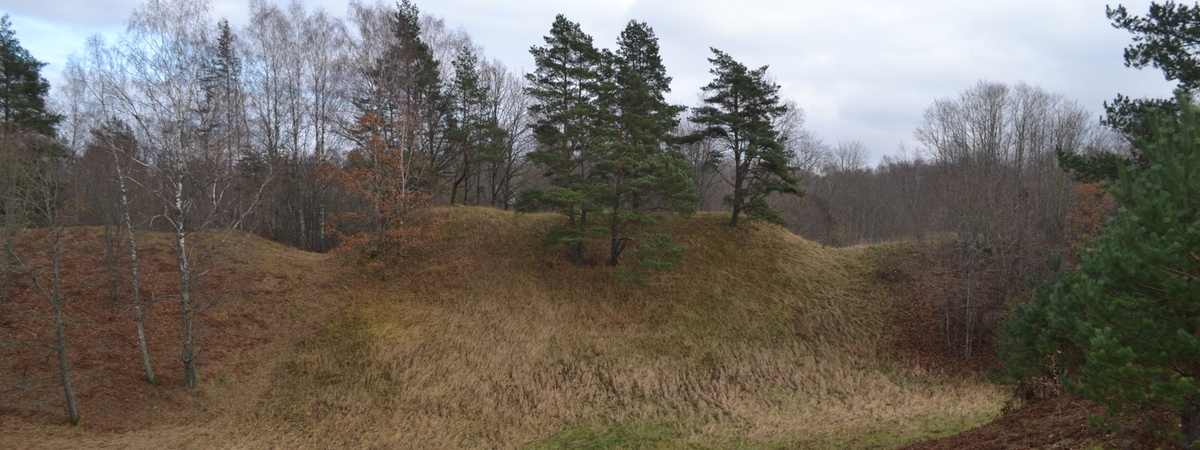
[0,0,1181,163]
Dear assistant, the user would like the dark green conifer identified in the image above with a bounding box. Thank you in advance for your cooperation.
[1000,94,1200,447]
[0,14,62,135]
[690,49,800,227]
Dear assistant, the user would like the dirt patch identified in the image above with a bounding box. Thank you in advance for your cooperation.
[897,395,1187,450]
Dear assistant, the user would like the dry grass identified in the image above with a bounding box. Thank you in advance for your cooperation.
[0,207,1004,448]
[249,207,1004,449]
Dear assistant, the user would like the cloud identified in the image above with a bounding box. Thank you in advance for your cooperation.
[0,0,1181,162]
[0,0,142,25]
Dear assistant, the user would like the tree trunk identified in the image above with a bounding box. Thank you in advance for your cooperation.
[175,182,197,389]
[609,207,621,267]
[115,160,154,384]
[729,173,743,227]
[181,303,196,389]
[134,302,155,384]
[609,237,621,267]
[450,140,469,205]
[730,147,744,227]
[178,237,197,389]
[572,209,585,267]
[55,324,80,425]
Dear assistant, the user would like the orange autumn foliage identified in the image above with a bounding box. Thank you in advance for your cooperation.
[325,112,437,279]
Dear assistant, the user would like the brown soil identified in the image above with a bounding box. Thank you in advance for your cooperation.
[899,397,1113,450]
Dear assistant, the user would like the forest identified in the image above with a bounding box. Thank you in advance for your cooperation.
[2,0,1200,448]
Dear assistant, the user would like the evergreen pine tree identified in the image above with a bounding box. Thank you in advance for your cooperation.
[518,15,609,267]
[0,14,61,136]
[357,0,445,191]
[1064,3,1200,182]
[690,49,800,227]
[596,21,694,280]
[520,17,696,279]
[446,46,506,205]
[1000,94,1200,447]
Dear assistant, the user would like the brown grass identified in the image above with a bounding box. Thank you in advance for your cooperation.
[248,207,1003,449]
[1,207,1005,448]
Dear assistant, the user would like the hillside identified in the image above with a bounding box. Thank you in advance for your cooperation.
[1,207,1005,449]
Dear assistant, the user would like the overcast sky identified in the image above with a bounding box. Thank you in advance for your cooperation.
[0,0,1180,163]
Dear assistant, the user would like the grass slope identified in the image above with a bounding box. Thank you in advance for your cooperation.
[1,207,1004,448]
[253,207,1003,449]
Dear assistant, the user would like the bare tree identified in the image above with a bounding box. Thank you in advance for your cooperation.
[241,0,351,251]
[914,80,1103,361]
[824,140,869,174]
[76,0,269,388]
[478,58,533,208]
[0,132,81,423]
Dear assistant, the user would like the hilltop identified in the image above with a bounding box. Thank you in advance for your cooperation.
[2,207,1004,448]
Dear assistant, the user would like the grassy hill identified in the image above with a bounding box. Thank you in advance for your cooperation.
[1,207,1004,449]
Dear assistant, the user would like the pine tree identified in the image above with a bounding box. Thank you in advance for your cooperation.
[520,17,696,279]
[1064,3,1200,182]
[690,49,800,227]
[1000,94,1200,447]
[357,0,445,191]
[595,21,694,280]
[0,14,62,135]
[518,15,609,267]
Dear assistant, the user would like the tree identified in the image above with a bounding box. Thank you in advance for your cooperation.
[476,58,533,210]
[519,17,695,277]
[690,49,800,227]
[915,81,1099,361]
[999,95,1200,447]
[0,133,80,424]
[1110,2,1200,91]
[445,46,506,205]
[675,119,723,211]
[595,21,694,278]
[328,111,435,280]
[85,117,157,384]
[241,0,351,252]
[0,15,63,302]
[0,14,62,135]
[356,0,446,192]
[518,15,609,267]
[78,0,269,389]
[1063,2,1200,181]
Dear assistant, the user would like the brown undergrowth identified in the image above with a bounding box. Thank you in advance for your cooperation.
[876,242,1000,376]
[0,227,341,448]
[877,240,1178,449]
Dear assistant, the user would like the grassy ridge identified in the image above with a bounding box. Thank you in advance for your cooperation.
[252,207,1003,449]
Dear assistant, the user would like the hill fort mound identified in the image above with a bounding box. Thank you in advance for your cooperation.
[2,206,1003,449]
